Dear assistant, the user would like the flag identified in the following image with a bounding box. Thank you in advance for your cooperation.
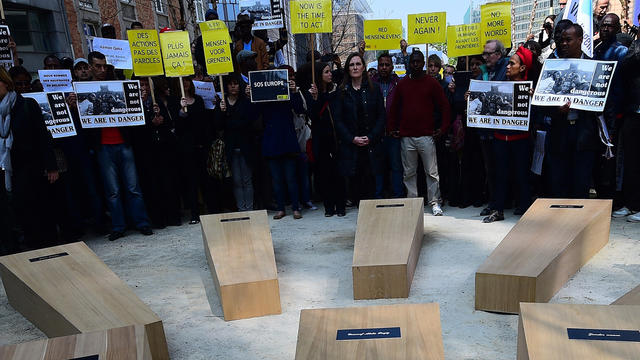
[563,0,593,58]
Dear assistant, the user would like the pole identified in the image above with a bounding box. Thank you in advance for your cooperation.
[465,56,469,71]
[527,0,539,39]
[179,76,187,112]
[311,34,316,85]
[148,77,157,105]
[0,1,4,20]
[219,74,225,102]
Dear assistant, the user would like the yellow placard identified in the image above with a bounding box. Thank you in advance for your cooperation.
[159,31,194,77]
[127,30,164,76]
[290,0,332,34]
[446,23,482,58]
[364,19,403,51]
[199,20,228,32]
[407,12,446,44]
[201,21,234,75]
[480,1,512,46]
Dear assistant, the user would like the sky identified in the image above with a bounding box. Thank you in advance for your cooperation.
[367,0,477,26]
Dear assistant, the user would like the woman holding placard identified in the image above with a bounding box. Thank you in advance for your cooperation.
[333,52,386,205]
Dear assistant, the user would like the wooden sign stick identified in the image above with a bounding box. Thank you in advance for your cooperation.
[148,76,157,105]
[179,76,187,112]
[466,56,469,71]
[219,74,225,103]
[310,34,316,85]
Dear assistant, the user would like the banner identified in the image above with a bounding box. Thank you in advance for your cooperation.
[73,81,145,128]
[447,23,482,58]
[193,80,220,109]
[407,12,446,44]
[563,0,593,58]
[92,37,133,69]
[200,20,234,75]
[0,25,13,70]
[38,70,74,93]
[249,69,289,102]
[480,2,511,47]
[364,19,403,51]
[159,31,195,77]
[532,59,617,112]
[290,0,332,34]
[240,0,284,30]
[467,80,532,131]
[127,29,164,76]
[23,92,77,138]
[635,0,640,26]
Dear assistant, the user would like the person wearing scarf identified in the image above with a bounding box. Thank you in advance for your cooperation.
[483,46,533,223]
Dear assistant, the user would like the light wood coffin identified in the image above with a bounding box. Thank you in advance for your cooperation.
[0,325,155,359]
[200,210,281,321]
[294,303,444,360]
[475,198,611,314]
[517,303,640,360]
[352,198,424,300]
[612,285,640,305]
[0,242,169,359]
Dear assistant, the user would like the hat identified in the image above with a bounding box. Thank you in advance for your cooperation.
[205,9,218,20]
[236,50,257,63]
[159,27,172,33]
[236,12,254,25]
[515,46,533,81]
[73,58,89,68]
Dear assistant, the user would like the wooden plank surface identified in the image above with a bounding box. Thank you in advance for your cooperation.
[612,285,640,305]
[352,198,424,299]
[0,325,153,360]
[518,303,640,360]
[294,303,444,360]
[201,210,281,320]
[476,199,611,313]
[0,242,168,359]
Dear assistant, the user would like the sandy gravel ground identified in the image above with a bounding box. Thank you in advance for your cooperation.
[0,205,638,359]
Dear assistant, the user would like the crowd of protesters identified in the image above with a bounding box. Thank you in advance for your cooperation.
[2,1,640,255]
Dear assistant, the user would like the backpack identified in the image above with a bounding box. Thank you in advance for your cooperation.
[207,139,231,179]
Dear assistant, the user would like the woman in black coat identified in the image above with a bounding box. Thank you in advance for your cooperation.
[332,52,386,204]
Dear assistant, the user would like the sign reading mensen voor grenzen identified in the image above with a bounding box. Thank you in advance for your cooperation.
[200,20,234,75]
[249,69,290,103]
[73,80,145,128]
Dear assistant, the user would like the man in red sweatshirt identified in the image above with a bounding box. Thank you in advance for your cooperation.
[389,50,451,216]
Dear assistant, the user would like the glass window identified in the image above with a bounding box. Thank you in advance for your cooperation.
[5,9,54,52]
[121,1,137,20]
[155,0,165,14]
[79,0,94,9]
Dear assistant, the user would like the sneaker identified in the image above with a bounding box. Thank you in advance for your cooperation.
[483,210,505,223]
[303,201,318,210]
[480,207,492,216]
[627,212,640,223]
[108,231,125,241]
[432,204,443,216]
[612,207,633,218]
[138,226,153,236]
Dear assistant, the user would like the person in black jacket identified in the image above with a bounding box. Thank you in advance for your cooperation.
[333,52,386,204]
[0,67,59,250]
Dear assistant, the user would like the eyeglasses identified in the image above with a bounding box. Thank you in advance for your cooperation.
[482,51,499,57]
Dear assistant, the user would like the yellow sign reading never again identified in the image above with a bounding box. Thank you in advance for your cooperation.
[446,23,482,58]
[407,12,446,44]
[290,0,332,34]
[364,19,403,50]
[159,31,194,77]
[480,2,512,46]
[200,20,234,75]
[127,30,164,76]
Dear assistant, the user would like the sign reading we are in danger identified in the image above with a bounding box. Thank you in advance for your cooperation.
[290,0,332,34]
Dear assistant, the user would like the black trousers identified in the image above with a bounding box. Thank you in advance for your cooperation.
[623,116,640,211]
[316,153,345,214]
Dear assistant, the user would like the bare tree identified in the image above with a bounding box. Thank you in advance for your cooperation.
[330,0,359,58]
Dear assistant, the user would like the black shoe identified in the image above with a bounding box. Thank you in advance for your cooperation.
[189,219,200,225]
[482,210,505,223]
[337,211,346,217]
[325,212,334,217]
[109,231,125,241]
[480,207,492,216]
[138,226,153,236]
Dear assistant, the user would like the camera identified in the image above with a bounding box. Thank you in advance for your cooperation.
[543,22,553,30]
[624,20,638,37]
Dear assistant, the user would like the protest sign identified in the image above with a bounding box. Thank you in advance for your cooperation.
[447,23,482,58]
[532,59,617,112]
[249,69,289,102]
[467,80,532,131]
[38,70,74,93]
[364,19,403,50]
[193,80,220,109]
[23,92,77,138]
[480,2,511,47]
[240,0,284,30]
[73,80,145,128]
[127,29,164,77]
[200,20,234,75]
[407,12,446,44]
[92,37,133,69]
[159,31,194,77]
[563,0,593,58]
[0,25,13,70]
[290,0,332,34]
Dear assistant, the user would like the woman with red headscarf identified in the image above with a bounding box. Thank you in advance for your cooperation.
[483,46,533,223]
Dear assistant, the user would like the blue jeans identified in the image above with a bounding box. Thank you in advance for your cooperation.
[384,136,404,198]
[97,144,150,232]
[268,157,300,212]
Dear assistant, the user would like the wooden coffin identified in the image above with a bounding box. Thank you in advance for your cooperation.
[0,242,169,359]
[518,303,640,360]
[352,198,424,300]
[294,303,444,360]
[612,285,640,305]
[476,199,611,313]
[200,210,281,321]
[0,325,154,359]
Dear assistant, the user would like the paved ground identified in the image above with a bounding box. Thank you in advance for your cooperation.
[0,204,638,359]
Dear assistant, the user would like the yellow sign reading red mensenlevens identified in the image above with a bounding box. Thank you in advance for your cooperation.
[364,19,403,51]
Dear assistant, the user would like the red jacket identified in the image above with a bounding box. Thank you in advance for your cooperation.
[388,75,450,137]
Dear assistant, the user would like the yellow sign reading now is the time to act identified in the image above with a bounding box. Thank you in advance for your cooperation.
[159,31,194,77]
[290,0,332,34]
[364,19,403,50]
[407,12,446,44]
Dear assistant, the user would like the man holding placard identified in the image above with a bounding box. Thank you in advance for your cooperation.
[234,13,269,70]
